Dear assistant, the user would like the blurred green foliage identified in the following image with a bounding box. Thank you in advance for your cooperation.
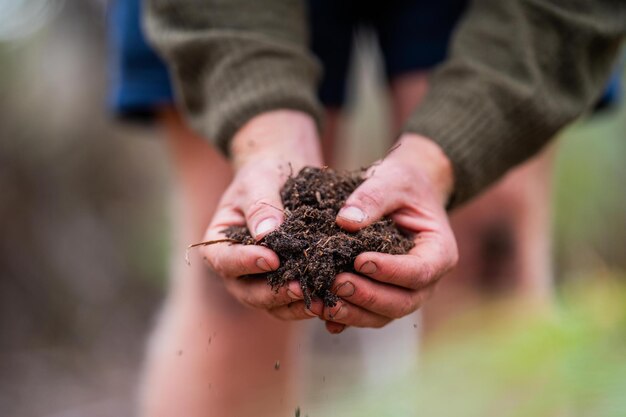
[325,274,626,417]
[0,2,623,416]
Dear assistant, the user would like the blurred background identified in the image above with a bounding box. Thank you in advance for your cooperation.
[0,1,624,416]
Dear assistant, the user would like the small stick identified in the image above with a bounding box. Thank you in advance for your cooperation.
[366,142,403,177]
[259,201,286,213]
[383,142,402,160]
[185,238,240,265]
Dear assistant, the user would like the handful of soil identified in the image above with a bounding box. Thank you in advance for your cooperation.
[224,167,414,307]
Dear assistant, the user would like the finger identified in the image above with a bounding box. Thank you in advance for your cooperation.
[353,235,457,290]
[331,273,427,319]
[224,279,303,310]
[202,240,279,278]
[322,300,392,328]
[336,167,405,232]
[200,202,281,277]
[325,321,347,334]
[268,299,324,321]
[240,181,285,240]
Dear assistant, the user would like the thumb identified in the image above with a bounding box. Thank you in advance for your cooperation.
[243,185,285,241]
[336,174,401,232]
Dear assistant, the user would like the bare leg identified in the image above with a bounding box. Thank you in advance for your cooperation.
[138,108,299,417]
[390,72,554,331]
[320,108,342,166]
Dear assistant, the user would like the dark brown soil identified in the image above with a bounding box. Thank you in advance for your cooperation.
[224,167,414,307]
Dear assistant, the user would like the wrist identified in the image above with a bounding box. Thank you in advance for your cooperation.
[396,133,455,207]
[230,110,323,170]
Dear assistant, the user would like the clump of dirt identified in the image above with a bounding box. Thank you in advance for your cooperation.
[224,167,414,307]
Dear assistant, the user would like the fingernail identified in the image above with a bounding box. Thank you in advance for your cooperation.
[304,307,317,317]
[338,206,366,223]
[359,261,377,275]
[329,324,346,334]
[329,304,346,320]
[287,282,302,300]
[287,289,301,301]
[309,301,323,317]
[255,218,278,237]
[335,282,355,297]
[256,257,273,272]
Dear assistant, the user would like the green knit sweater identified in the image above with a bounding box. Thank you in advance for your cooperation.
[145,0,625,207]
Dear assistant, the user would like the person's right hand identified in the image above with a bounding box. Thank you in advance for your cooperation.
[200,110,326,320]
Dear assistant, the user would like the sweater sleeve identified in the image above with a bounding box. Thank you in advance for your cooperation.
[144,0,322,154]
[404,0,625,208]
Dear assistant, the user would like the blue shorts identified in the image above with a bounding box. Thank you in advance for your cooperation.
[107,0,467,117]
[107,0,621,119]
[107,0,173,119]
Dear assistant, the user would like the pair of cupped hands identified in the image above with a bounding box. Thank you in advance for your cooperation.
[201,110,458,334]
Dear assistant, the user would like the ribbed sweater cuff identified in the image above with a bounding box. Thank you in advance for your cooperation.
[180,39,323,154]
[404,87,552,209]
[210,79,322,155]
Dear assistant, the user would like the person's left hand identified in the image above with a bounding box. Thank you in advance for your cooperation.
[322,133,459,334]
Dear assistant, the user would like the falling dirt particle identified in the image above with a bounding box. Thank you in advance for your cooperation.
[322,376,326,382]
[208,336,212,345]
[177,350,183,356]
[295,406,300,417]
[413,323,417,329]
[274,360,280,370]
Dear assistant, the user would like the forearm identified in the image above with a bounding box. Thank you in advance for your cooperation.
[144,0,323,154]
[405,0,625,207]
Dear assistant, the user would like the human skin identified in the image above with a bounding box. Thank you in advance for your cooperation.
[139,108,300,417]
[200,109,460,331]
[139,79,554,415]
[389,72,554,332]
[311,70,553,333]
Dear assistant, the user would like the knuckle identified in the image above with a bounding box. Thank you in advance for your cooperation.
[204,249,233,277]
[202,254,217,272]
[387,166,412,194]
[209,257,226,276]
[269,308,289,321]
[200,248,218,270]
[245,198,278,222]
[265,290,288,310]
[354,185,385,212]
[386,262,403,283]
[236,255,252,275]
[391,297,415,319]
[240,292,259,309]
[263,298,279,310]
[228,287,254,309]
[359,289,379,310]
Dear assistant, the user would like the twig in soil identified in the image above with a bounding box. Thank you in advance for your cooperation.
[259,201,287,214]
[384,142,402,159]
[185,238,240,265]
[367,142,403,177]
